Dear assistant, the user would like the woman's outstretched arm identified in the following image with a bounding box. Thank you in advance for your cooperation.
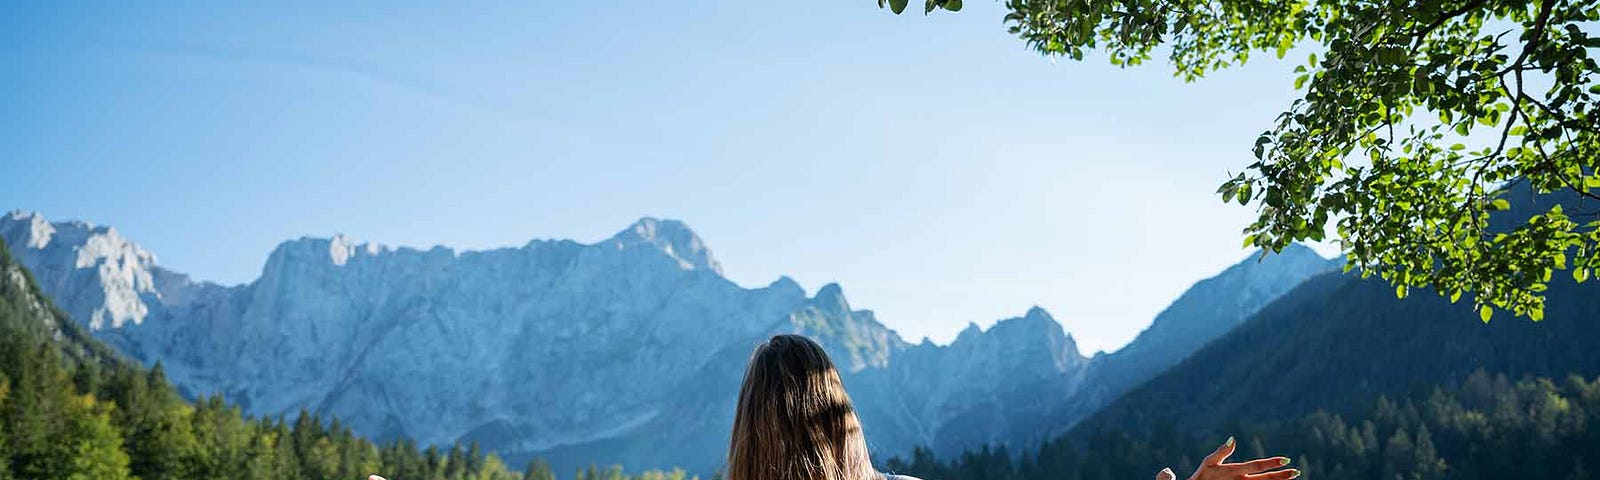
[1156,437,1299,480]
[370,439,1296,480]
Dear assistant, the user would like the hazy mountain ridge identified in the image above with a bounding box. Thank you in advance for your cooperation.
[1041,244,1341,439]
[1072,187,1600,440]
[0,210,1330,473]
[1058,260,1600,465]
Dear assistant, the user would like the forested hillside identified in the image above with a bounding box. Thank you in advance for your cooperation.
[886,370,1600,480]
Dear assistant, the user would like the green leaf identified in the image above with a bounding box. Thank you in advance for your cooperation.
[1479,305,1493,323]
[1395,284,1408,299]
[1491,199,1510,211]
[943,0,962,11]
[1575,268,1590,284]
[889,0,908,14]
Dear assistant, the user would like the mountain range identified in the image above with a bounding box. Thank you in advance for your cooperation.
[861,187,1600,480]
[0,210,1336,473]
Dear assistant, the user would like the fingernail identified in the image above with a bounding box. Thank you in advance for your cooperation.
[1158,467,1175,480]
[1288,470,1301,479]
[1225,436,1235,447]
[1281,457,1292,466]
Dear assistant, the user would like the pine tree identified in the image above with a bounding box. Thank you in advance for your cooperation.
[0,376,12,480]
[426,444,445,478]
[242,426,288,480]
[62,394,132,480]
[100,362,201,480]
[1413,426,1446,479]
[524,457,556,480]
[272,420,299,480]
[7,343,78,478]
[478,453,511,480]
[445,442,467,479]
[466,441,484,475]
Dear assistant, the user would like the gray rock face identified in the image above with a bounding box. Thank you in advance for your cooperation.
[0,211,1330,474]
[0,211,164,330]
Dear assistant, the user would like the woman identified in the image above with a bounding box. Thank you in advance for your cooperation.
[375,334,1298,480]
[727,334,1301,480]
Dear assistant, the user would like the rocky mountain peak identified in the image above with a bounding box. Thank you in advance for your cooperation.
[983,307,1062,339]
[814,282,850,313]
[984,307,1085,370]
[262,235,390,274]
[3,210,55,249]
[0,211,161,330]
[1024,305,1053,323]
[605,217,723,275]
[765,276,805,297]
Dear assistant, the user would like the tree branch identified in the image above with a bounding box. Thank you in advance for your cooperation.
[1410,0,1489,55]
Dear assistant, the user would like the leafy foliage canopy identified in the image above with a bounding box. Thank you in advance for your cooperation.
[881,0,1600,321]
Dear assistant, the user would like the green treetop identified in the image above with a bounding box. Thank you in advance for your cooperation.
[880,0,1600,322]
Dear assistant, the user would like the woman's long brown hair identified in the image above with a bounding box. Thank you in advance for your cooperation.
[727,334,880,480]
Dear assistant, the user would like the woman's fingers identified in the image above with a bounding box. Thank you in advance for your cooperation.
[1225,457,1292,474]
[1156,467,1176,480]
[1202,436,1237,466]
[1243,468,1300,480]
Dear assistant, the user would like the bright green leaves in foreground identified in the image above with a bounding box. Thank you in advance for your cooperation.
[876,0,961,15]
[879,0,1600,322]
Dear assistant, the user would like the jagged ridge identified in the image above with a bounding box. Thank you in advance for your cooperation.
[0,210,1332,474]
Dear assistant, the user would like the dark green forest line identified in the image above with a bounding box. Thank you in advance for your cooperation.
[885,370,1600,480]
[0,239,707,480]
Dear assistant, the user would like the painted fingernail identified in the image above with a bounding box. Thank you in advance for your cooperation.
[1281,457,1292,466]
[1225,436,1235,447]
[1288,470,1301,479]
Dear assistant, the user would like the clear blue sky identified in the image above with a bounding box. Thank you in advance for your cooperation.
[0,1,1331,353]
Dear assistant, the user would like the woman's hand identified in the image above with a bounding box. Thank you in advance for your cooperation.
[1156,437,1299,480]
